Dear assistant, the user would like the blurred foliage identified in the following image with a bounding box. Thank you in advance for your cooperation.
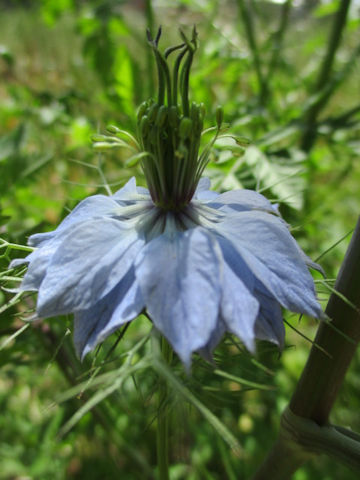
[0,0,359,478]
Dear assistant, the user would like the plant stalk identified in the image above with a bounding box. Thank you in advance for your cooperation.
[290,217,360,422]
[262,0,293,105]
[301,0,352,152]
[237,0,266,103]
[145,0,155,98]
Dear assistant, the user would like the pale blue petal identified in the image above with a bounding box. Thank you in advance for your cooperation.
[57,195,120,228]
[214,211,321,317]
[135,227,221,367]
[28,232,55,247]
[112,177,137,199]
[216,235,285,347]
[27,195,120,248]
[20,241,59,291]
[215,235,256,290]
[19,226,79,291]
[37,218,144,317]
[112,177,150,201]
[73,268,144,359]
[299,251,325,276]
[221,262,259,351]
[197,190,219,201]
[136,185,150,196]
[198,318,225,362]
[196,177,211,192]
[9,258,29,269]
[254,283,285,347]
[207,189,279,214]
[194,178,219,201]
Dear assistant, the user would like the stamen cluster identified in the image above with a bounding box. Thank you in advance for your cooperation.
[93,27,224,211]
[137,27,215,209]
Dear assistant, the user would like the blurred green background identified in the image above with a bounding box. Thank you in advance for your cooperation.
[0,0,359,478]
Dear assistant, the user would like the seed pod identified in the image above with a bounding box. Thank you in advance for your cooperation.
[190,102,198,120]
[169,106,179,128]
[156,106,168,128]
[90,134,108,142]
[93,142,117,151]
[106,125,121,134]
[147,103,159,123]
[140,115,150,139]
[137,101,148,122]
[216,105,224,128]
[179,117,192,139]
[199,103,206,120]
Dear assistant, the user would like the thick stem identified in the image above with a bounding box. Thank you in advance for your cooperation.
[251,432,308,480]
[290,217,360,422]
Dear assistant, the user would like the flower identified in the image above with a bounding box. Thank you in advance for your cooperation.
[11,28,322,367]
[12,176,322,367]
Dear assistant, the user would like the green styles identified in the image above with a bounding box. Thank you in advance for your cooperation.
[137,27,223,210]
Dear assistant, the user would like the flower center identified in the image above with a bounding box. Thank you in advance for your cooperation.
[137,27,223,212]
[92,28,226,211]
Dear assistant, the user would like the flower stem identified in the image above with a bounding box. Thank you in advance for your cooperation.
[237,0,265,105]
[262,0,293,106]
[157,336,173,480]
[300,0,351,152]
[145,0,155,98]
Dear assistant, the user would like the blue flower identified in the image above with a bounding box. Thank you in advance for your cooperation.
[13,176,322,367]
[11,29,322,367]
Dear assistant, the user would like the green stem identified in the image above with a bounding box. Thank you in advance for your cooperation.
[290,217,360,422]
[262,0,293,105]
[145,0,155,98]
[156,336,173,480]
[300,0,352,152]
[237,0,266,104]
[251,426,309,480]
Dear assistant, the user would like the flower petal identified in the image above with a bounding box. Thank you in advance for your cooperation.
[214,211,321,317]
[194,177,219,201]
[73,268,144,359]
[254,282,285,347]
[198,318,225,362]
[135,226,221,367]
[112,177,150,201]
[37,218,144,317]
[28,232,56,248]
[20,241,60,291]
[217,235,285,347]
[28,195,121,248]
[195,177,211,193]
[112,177,137,199]
[19,224,82,291]
[221,261,259,351]
[207,189,278,215]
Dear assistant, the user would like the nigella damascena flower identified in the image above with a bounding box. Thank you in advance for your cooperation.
[12,28,322,367]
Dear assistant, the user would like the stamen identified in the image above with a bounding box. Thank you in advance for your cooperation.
[135,29,224,212]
